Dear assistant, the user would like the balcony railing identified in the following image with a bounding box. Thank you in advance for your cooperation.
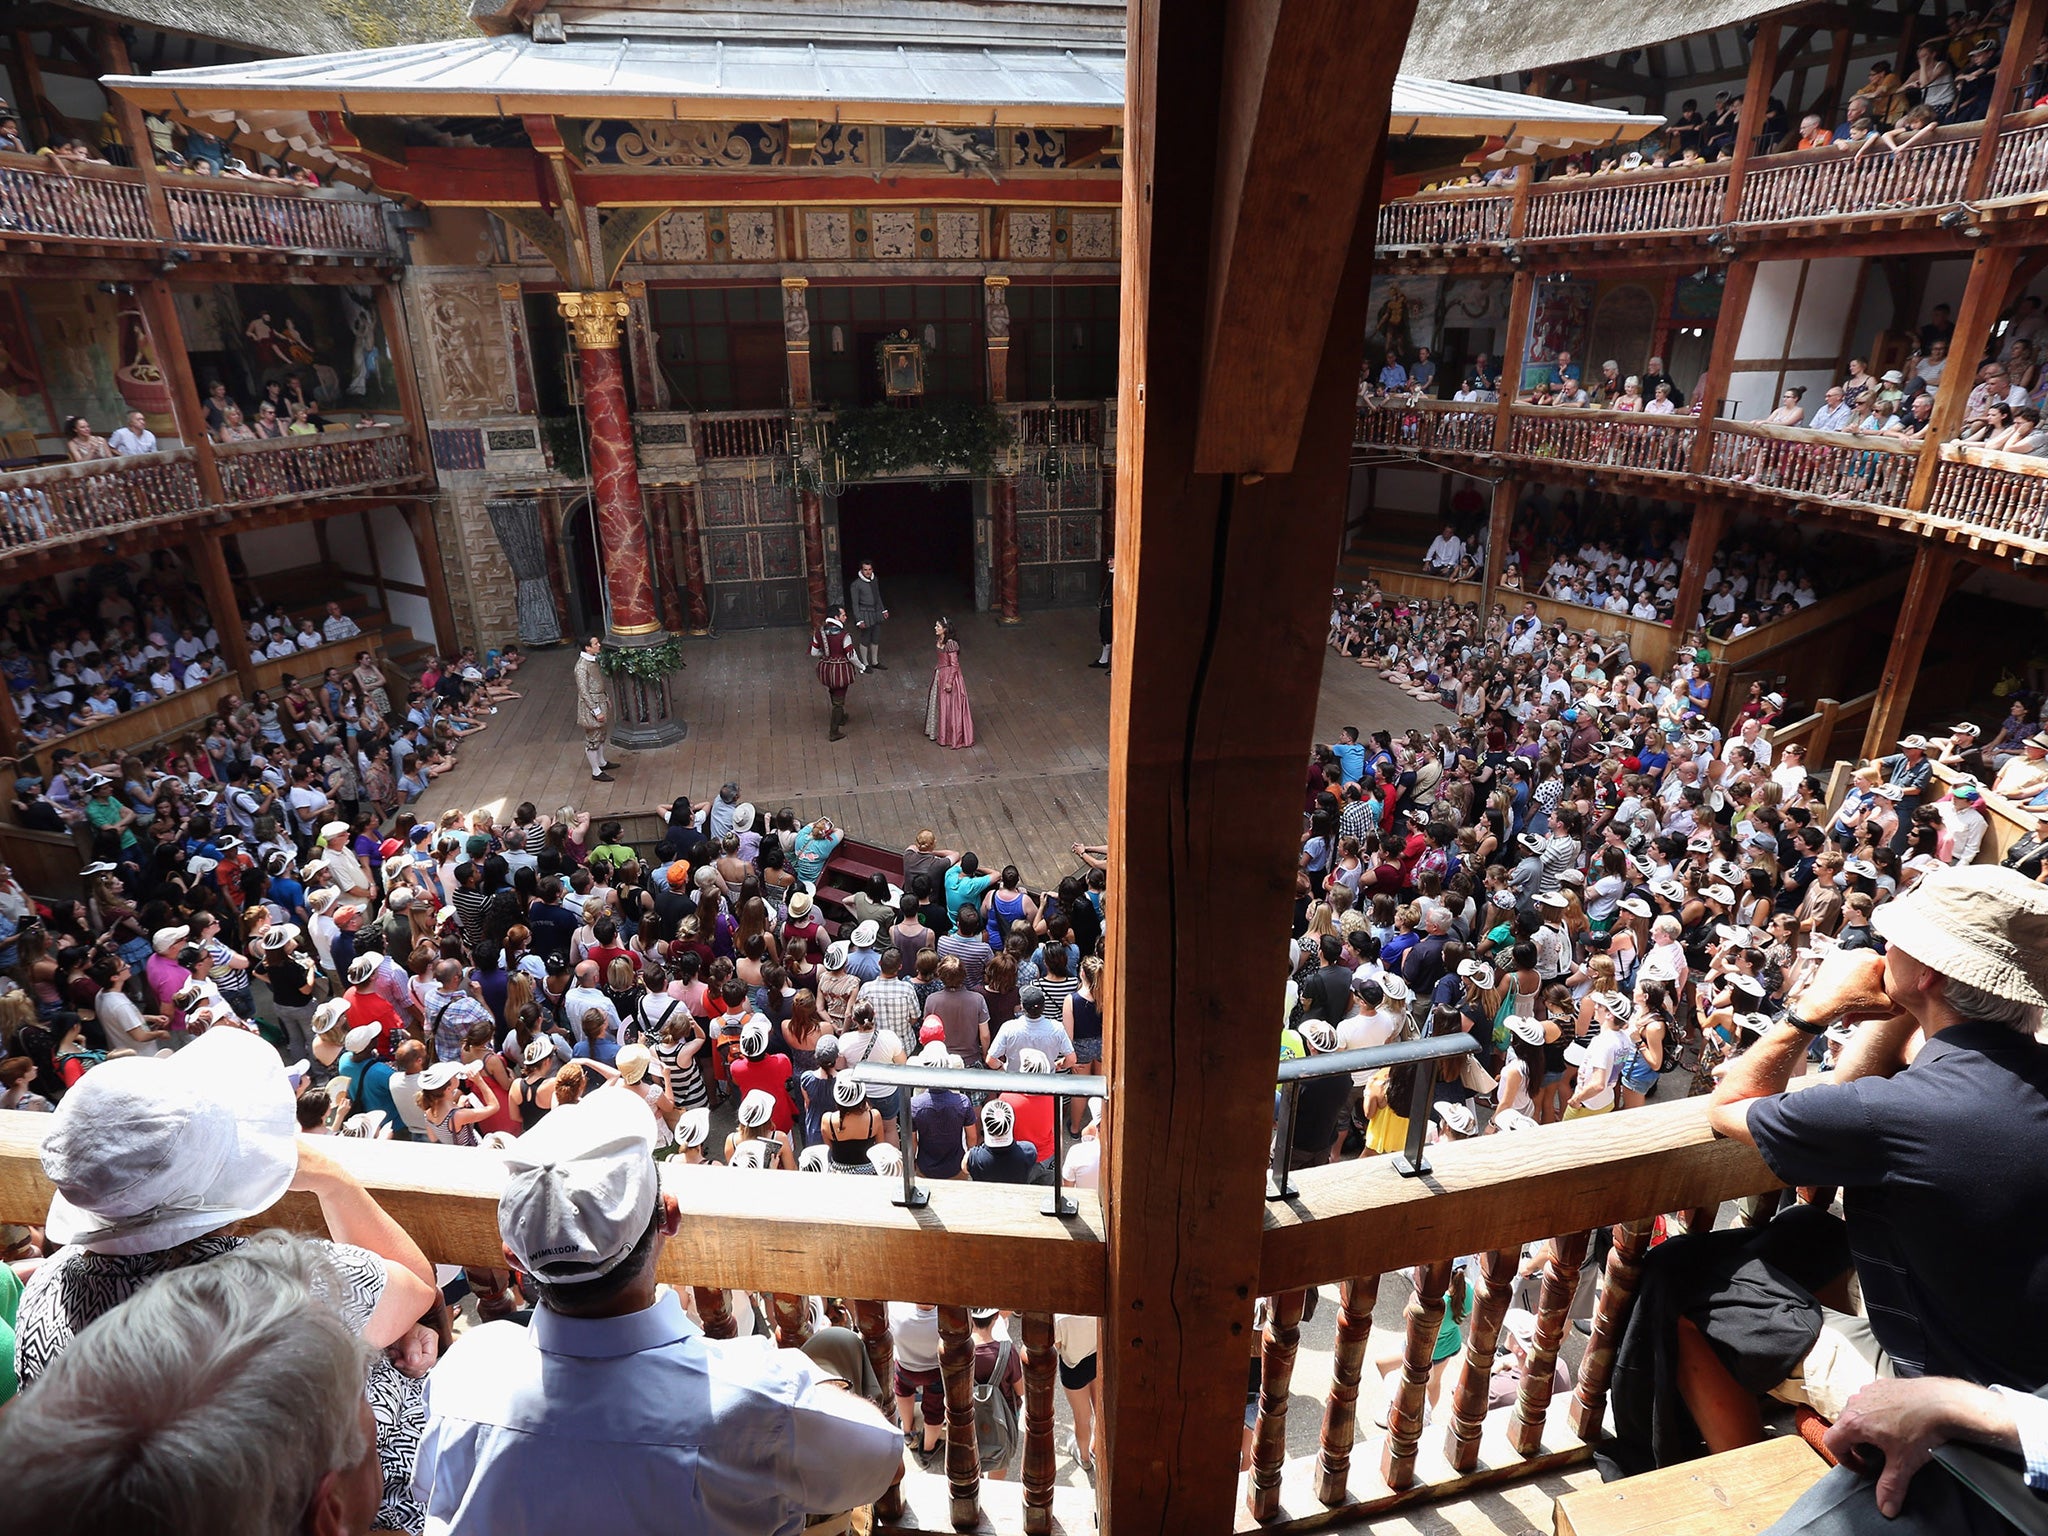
[1375,115,2028,251]
[0,1069,1783,1535]
[1703,420,1920,510]
[1375,188,1514,248]
[1524,164,1729,240]
[1013,402,1102,446]
[1355,398,1494,454]
[1737,132,1978,224]
[213,426,419,507]
[0,449,205,556]
[0,154,154,243]
[1507,404,1699,475]
[1929,442,2048,542]
[695,409,791,461]
[163,180,397,259]
[1988,108,2048,201]
[0,151,398,260]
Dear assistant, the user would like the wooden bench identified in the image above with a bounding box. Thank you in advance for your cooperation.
[1553,1437,1829,1536]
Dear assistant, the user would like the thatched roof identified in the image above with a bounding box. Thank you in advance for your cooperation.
[80,0,1801,83]
[1402,0,1796,83]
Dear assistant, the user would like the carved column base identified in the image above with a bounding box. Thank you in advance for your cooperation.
[604,634,688,748]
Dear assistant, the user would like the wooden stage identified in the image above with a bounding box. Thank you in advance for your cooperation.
[415,583,1449,881]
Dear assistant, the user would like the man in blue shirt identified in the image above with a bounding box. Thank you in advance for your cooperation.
[792,817,842,885]
[1552,350,1581,387]
[1706,868,2048,1531]
[1377,358,1408,391]
[1329,726,1366,787]
[943,852,995,917]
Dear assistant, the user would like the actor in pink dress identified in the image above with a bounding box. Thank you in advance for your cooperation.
[925,618,975,749]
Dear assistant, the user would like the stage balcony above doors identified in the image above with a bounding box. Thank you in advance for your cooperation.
[0,424,423,571]
[1375,107,2048,264]
[1356,398,2048,568]
[0,1063,1786,1536]
[0,151,402,266]
[469,401,1118,491]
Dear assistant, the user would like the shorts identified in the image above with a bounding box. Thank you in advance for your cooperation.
[1562,1100,1613,1120]
[1058,1352,1098,1391]
[1769,1307,1893,1421]
[1074,1037,1103,1065]
[893,1363,945,1421]
[866,1087,902,1121]
[1619,1054,1660,1096]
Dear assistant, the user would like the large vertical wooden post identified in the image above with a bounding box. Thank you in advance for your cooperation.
[378,282,430,473]
[1479,477,1514,613]
[1719,21,1783,224]
[403,502,459,657]
[1671,502,1729,640]
[1966,0,2048,202]
[95,26,175,241]
[1689,260,1760,469]
[1908,245,2022,508]
[991,478,1021,623]
[1101,0,1416,1529]
[1860,543,1960,760]
[195,532,258,691]
[133,279,223,498]
[1495,268,1535,426]
[10,31,50,150]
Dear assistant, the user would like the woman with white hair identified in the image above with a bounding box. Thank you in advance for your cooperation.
[3,1234,387,1536]
[13,1028,437,1534]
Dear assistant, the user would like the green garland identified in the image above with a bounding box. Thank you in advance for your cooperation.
[830,400,1012,482]
[598,636,689,681]
[538,415,589,480]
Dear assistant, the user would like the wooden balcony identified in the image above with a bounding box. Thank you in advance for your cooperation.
[0,150,398,262]
[0,153,155,246]
[1375,110,2048,256]
[0,427,421,565]
[212,426,420,508]
[0,1083,1783,1535]
[163,178,398,259]
[0,449,205,556]
[695,408,791,461]
[1356,398,2048,564]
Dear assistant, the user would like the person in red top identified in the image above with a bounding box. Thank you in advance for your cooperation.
[584,914,639,975]
[780,889,828,956]
[729,1017,796,1134]
[999,1048,1060,1174]
[343,953,405,1058]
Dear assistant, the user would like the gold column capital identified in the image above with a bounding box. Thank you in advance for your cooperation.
[620,279,648,301]
[780,276,810,292]
[556,289,631,350]
[983,274,1011,290]
[496,282,522,303]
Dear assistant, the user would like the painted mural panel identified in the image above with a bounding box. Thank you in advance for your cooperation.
[1362,274,1442,374]
[1523,281,1594,390]
[17,282,137,435]
[174,283,397,411]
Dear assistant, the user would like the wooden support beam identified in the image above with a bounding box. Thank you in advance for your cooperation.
[1907,243,2020,509]
[1690,259,1760,473]
[94,24,173,242]
[1495,268,1534,435]
[1191,0,1416,474]
[1860,542,1961,760]
[1480,476,1513,615]
[403,503,459,657]
[132,279,223,499]
[376,282,429,472]
[1670,501,1729,639]
[194,531,257,692]
[1720,22,1783,225]
[1966,0,2048,202]
[1101,0,1414,1528]
[9,29,49,147]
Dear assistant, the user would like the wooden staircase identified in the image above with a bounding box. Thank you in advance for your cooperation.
[238,563,435,678]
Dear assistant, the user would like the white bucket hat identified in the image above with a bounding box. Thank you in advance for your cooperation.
[1871,864,2048,1008]
[736,1088,777,1128]
[1506,1015,1546,1046]
[40,1028,298,1255]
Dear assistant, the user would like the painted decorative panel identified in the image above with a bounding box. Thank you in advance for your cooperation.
[1007,209,1053,260]
[1017,514,1050,563]
[805,209,853,260]
[934,209,982,259]
[576,121,784,167]
[869,207,920,261]
[431,426,485,471]
[1057,515,1100,563]
[1068,211,1116,261]
[1009,129,1065,169]
[705,532,751,582]
[813,125,869,166]
[883,126,998,173]
[718,208,779,262]
[700,480,749,527]
[759,527,804,577]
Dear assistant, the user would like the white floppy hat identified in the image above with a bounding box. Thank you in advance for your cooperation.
[319,821,350,842]
[1018,1047,1053,1075]
[729,1140,769,1169]
[739,1019,772,1060]
[40,1028,298,1255]
[498,1087,660,1284]
[522,1036,556,1067]
[347,954,380,986]
[1432,1101,1477,1137]
[1506,1015,1546,1046]
[344,1022,381,1055]
[832,1074,865,1107]
[852,920,880,949]
[1456,959,1496,989]
[1491,1109,1540,1134]
[675,1107,711,1149]
[824,941,850,971]
[736,1088,777,1128]
[1871,864,2048,1009]
[617,1044,653,1085]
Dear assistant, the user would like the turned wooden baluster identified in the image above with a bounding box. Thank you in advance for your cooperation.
[842,1300,904,1523]
[936,1304,981,1530]
[1020,1312,1057,1535]
[767,1292,813,1349]
[1573,1218,1655,1441]
[1246,1288,1309,1519]
[1381,1258,1455,1491]
[1507,1228,1592,1455]
[1314,1273,1381,1504]
[1447,1246,1520,1472]
[690,1286,738,1340]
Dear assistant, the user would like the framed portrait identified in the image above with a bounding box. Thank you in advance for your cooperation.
[879,334,925,398]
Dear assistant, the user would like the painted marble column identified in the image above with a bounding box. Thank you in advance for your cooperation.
[556,290,661,638]
[646,488,688,635]
[799,489,829,627]
[992,476,1021,623]
[984,275,1011,404]
[674,483,713,633]
[782,278,813,409]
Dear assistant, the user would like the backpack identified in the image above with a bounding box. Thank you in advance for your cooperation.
[973,1339,1021,1471]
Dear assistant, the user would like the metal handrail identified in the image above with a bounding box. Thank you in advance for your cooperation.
[1271,1032,1481,1197]
[847,1061,1106,1218]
